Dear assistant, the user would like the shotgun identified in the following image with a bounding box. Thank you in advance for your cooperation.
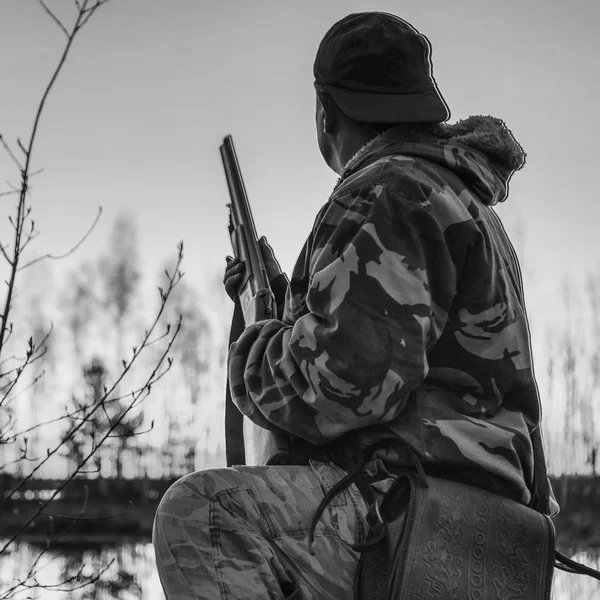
[219,135,293,466]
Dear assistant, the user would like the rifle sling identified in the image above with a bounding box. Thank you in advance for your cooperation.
[225,299,246,467]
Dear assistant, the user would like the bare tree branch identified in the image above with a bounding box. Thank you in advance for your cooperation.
[0,242,13,265]
[37,0,70,38]
[0,252,183,511]
[44,501,134,521]
[18,206,102,270]
[0,135,23,170]
[0,190,20,200]
[0,310,182,554]
[0,368,45,410]
[0,2,139,597]
[80,0,113,28]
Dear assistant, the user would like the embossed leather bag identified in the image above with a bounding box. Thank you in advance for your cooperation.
[354,471,556,600]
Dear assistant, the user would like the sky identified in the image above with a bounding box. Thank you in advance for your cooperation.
[0,0,599,459]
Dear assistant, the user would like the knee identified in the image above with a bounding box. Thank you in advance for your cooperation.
[155,468,226,529]
[153,470,214,565]
[157,471,209,520]
[153,468,239,541]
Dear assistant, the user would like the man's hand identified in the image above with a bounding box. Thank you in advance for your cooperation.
[223,256,245,302]
[223,237,288,310]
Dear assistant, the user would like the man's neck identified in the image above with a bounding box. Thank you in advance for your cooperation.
[333,129,382,175]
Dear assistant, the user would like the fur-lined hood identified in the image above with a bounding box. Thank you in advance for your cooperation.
[338,115,526,206]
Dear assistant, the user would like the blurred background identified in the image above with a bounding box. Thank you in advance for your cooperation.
[0,0,598,598]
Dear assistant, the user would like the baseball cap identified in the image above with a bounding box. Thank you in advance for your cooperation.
[313,12,450,124]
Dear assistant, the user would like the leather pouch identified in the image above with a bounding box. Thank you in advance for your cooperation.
[355,472,555,600]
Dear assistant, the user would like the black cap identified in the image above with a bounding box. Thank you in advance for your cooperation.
[314,12,450,124]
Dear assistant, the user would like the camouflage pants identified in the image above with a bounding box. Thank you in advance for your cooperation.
[152,461,370,599]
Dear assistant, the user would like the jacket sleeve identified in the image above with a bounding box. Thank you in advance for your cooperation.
[228,182,458,444]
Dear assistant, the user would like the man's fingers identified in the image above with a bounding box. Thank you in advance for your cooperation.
[224,259,244,273]
[225,273,243,286]
[226,264,245,276]
[227,263,245,277]
[223,258,246,302]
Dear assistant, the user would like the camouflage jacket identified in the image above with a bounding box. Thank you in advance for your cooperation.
[229,115,557,514]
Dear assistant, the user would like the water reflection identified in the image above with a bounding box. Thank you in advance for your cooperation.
[1,540,598,599]
[0,540,163,600]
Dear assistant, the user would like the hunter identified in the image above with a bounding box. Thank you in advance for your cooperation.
[153,12,558,599]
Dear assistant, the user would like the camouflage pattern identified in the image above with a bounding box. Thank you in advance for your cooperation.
[153,461,371,599]
[229,115,558,515]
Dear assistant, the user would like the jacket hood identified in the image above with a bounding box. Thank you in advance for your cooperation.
[339,115,526,206]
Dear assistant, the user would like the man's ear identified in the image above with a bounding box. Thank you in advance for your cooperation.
[316,90,337,135]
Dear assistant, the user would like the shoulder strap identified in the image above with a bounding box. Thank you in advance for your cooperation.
[225,300,246,466]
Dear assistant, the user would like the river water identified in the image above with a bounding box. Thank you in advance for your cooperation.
[1,540,599,599]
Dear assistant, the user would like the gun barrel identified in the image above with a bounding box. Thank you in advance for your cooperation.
[220,135,274,323]
[220,136,260,242]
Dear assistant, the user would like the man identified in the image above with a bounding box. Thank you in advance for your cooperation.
[153,12,557,599]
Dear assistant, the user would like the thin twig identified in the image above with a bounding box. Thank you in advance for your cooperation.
[0,368,45,409]
[18,206,102,270]
[43,502,134,521]
[0,0,93,356]
[37,0,70,38]
[0,312,182,554]
[0,242,13,265]
[0,190,21,199]
[0,135,23,170]
[0,350,37,409]
[80,0,113,27]
[6,405,88,441]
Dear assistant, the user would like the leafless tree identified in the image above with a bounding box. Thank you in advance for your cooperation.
[0,2,183,598]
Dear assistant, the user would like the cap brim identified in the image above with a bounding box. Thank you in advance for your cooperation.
[327,86,450,124]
